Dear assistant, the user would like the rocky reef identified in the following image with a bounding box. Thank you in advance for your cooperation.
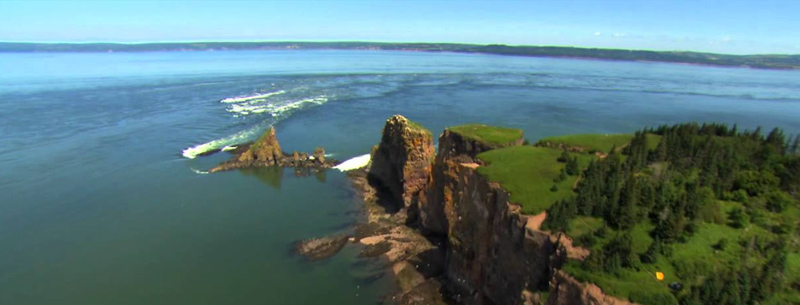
[295,234,350,262]
[348,115,633,305]
[209,126,338,173]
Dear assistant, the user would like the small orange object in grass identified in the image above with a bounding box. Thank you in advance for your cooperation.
[655,272,665,281]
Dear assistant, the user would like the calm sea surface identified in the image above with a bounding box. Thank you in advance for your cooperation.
[0,50,799,304]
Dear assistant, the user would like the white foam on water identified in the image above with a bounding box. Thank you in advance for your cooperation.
[226,96,328,117]
[220,90,286,103]
[333,154,371,172]
[221,145,237,152]
[182,125,262,159]
[190,168,210,175]
[182,95,331,159]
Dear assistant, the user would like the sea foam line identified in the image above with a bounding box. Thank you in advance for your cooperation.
[220,90,286,103]
[226,96,328,116]
[181,124,264,159]
[333,154,371,172]
[182,96,330,159]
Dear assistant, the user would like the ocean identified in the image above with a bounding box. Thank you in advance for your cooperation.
[0,50,798,304]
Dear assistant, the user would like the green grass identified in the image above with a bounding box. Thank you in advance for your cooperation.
[448,124,523,146]
[762,292,800,305]
[669,223,742,278]
[645,134,663,151]
[631,222,655,254]
[568,216,604,238]
[536,133,663,153]
[563,261,678,305]
[476,146,593,214]
[536,134,633,153]
[787,252,800,284]
[407,119,432,135]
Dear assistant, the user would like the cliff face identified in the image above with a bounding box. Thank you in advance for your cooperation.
[548,271,636,305]
[420,128,525,234]
[368,115,435,213]
[416,128,560,305]
[362,116,635,305]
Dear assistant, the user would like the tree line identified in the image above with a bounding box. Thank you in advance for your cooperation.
[543,123,799,305]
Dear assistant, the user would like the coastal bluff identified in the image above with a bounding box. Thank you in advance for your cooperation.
[209,126,338,173]
[350,115,633,305]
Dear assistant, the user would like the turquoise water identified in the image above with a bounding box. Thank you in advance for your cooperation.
[1,50,799,304]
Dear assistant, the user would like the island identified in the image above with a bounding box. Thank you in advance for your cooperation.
[2,41,799,70]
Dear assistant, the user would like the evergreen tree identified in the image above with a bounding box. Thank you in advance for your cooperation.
[654,135,668,161]
[558,149,570,163]
[565,156,580,175]
[766,127,785,154]
[791,134,800,154]
[752,126,763,141]
[614,175,638,229]
[728,207,748,228]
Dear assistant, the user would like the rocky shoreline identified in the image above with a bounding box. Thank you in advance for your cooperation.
[339,115,626,305]
[286,115,632,305]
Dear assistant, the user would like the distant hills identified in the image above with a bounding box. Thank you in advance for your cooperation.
[2,41,799,70]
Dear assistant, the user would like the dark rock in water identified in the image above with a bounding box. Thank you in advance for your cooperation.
[359,240,392,258]
[295,234,349,261]
[313,147,326,164]
[209,126,339,173]
[354,222,393,241]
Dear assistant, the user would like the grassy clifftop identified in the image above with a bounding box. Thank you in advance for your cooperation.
[448,124,523,146]
[476,146,591,214]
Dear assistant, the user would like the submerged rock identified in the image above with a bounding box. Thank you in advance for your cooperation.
[295,234,349,261]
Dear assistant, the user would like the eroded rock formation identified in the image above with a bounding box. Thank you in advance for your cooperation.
[349,115,636,305]
[209,126,338,173]
[368,115,435,214]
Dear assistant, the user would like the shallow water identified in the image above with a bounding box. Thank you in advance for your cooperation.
[0,50,798,304]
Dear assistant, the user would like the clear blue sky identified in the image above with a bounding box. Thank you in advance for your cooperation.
[1,0,798,54]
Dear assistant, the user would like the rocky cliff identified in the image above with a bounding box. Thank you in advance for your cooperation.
[356,116,635,305]
[368,115,435,214]
[415,127,562,305]
[547,271,636,305]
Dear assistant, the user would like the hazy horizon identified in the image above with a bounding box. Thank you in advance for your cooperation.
[1,0,798,55]
[3,40,799,57]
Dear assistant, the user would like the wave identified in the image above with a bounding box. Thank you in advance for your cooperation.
[182,95,330,159]
[226,96,328,116]
[182,124,265,159]
[333,154,371,171]
[220,90,286,103]
[190,168,210,175]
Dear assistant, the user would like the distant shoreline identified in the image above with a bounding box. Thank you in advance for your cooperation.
[1,41,799,70]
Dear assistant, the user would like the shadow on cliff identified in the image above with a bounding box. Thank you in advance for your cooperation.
[365,170,403,214]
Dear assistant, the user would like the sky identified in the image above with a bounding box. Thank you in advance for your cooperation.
[0,0,798,55]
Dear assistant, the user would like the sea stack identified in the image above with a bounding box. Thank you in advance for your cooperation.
[209,126,338,173]
[367,115,435,212]
[237,126,283,164]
